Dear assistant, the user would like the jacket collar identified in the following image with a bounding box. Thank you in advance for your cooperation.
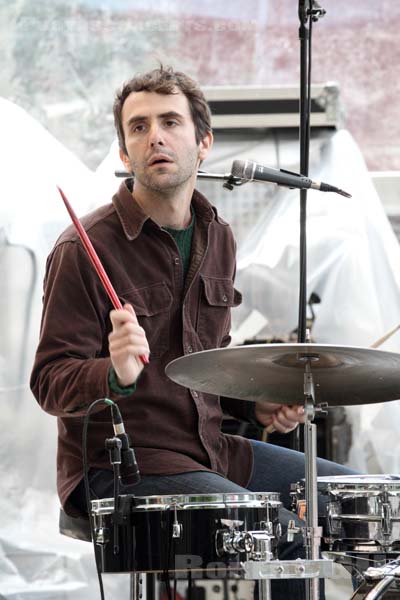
[112,180,224,241]
[112,180,149,241]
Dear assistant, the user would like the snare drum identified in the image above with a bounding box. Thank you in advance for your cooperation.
[292,475,400,552]
[91,492,282,576]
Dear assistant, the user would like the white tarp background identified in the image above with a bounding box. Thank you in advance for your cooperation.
[0,99,129,598]
[227,130,400,474]
[1,97,400,597]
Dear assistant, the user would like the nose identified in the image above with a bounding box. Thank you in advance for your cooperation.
[148,122,164,147]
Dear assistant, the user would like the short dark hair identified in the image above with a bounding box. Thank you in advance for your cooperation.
[113,65,212,154]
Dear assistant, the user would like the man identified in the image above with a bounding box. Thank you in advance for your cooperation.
[31,66,352,598]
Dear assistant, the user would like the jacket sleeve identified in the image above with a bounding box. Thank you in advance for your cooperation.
[220,396,262,426]
[30,239,129,418]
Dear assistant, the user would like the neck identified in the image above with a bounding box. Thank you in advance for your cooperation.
[132,178,195,229]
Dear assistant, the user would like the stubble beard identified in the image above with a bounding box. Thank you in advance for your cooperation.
[128,146,200,195]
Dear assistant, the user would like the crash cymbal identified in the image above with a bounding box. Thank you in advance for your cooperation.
[165,344,400,406]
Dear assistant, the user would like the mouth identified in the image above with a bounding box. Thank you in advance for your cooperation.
[148,155,173,167]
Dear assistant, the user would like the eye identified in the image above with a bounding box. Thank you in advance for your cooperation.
[132,123,146,133]
[165,119,178,127]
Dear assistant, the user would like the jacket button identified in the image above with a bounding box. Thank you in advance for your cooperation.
[187,344,193,353]
[174,257,180,265]
[222,294,228,302]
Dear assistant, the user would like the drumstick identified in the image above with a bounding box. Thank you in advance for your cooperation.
[261,423,275,442]
[57,186,148,365]
[370,324,400,349]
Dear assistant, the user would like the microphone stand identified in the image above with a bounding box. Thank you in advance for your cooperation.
[115,169,245,190]
[105,436,122,555]
[297,3,326,600]
[298,0,326,345]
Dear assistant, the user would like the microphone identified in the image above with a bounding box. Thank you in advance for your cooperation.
[231,159,351,198]
[111,403,140,485]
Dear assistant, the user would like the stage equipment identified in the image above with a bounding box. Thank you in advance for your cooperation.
[202,83,340,130]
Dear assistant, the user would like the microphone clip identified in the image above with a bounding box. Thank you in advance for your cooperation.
[105,437,122,465]
[222,174,249,192]
[111,403,141,486]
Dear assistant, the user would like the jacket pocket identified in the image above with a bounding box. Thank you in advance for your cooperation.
[120,282,173,358]
[197,275,242,349]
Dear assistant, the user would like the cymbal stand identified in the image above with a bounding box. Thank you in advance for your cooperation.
[242,359,331,591]
[258,535,273,600]
[303,359,323,600]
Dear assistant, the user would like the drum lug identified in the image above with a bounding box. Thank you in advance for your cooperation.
[95,526,109,544]
[172,522,183,539]
[287,519,301,542]
[172,506,183,539]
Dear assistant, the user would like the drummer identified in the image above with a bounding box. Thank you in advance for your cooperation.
[31,65,355,599]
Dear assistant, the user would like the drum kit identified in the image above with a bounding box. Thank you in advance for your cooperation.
[90,342,400,600]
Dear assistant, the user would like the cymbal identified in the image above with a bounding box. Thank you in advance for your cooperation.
[165,344,400,406]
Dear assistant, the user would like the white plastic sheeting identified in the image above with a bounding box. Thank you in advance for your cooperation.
[0,98,107,252]
[1,97,400,598]
[232,129,400,347]
[0,99,127,598]
[229,130,400,474]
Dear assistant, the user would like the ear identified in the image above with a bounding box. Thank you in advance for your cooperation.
[119,147,132,172]
[198,130,213,162]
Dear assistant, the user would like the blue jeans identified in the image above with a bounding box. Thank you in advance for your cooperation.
[72,440,356,599]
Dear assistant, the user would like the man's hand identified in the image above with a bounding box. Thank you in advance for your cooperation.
[108,303,149,387]
[254,402,306,434]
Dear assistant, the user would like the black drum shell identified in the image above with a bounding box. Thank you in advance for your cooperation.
[92,493,281,576]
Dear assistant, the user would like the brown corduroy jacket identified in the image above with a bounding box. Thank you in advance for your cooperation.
[30,181,253,515]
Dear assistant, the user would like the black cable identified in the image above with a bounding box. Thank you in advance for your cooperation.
[306,11,313,177]
[162,570,173,600]
[223,579,229,600]
[113,460,120,555]
[187,570,193,600]
[82,396,115,600]
[161,513,173,600]
[172,535,178,600]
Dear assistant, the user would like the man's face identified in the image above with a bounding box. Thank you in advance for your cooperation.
[119,89,212,193]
